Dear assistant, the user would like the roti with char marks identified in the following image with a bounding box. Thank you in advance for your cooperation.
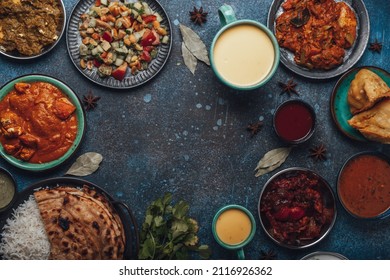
[33,185,125,260]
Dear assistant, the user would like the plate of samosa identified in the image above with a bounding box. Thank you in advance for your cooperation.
[331,66,390,143]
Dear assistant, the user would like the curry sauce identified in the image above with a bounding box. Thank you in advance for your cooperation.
[0,82,78,163]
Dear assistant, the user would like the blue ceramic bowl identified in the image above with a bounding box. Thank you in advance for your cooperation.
[0,74,86,171]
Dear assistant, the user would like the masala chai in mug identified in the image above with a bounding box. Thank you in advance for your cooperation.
[212,204,256,259]
[210,5,279,90]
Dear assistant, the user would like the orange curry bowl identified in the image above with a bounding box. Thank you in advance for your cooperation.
[0,74,86,171]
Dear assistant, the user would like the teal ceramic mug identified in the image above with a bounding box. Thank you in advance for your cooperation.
[212,205,256,259]
[210,4,280,90]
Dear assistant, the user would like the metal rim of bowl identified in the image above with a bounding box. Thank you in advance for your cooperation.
[337,151,390,220]
[0,0,66,60]
[266,0,370,80]
[258,167,337,249]
[0,167,17,214]
[0,74,86,172]
[273,99,316,145]
[301,251,348,260]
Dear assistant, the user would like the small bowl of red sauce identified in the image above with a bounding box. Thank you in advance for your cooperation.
[273,100,316,145]
[258,167,337,249]
[337,152,390,219]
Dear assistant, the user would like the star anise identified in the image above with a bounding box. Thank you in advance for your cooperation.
[247,121,263,137]
[260,249,278,260]
[309,144,327,161]
[368,39,383,53]
[82,91,101,111]
[279,79,299,96]
[189,6,208,26]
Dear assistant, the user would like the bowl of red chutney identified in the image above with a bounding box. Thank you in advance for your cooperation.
[258,168,337,249]
[337,152,390,219]
[273,100,316,145]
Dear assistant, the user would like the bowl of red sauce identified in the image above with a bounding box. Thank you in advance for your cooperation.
[337,152,390,219]
[273,100,315,144]
[258,168,337,249]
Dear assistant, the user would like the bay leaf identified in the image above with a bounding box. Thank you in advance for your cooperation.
[65,152,103,176]
[254,147,292,177]
[181,42,197,75]
[179,24,210,66]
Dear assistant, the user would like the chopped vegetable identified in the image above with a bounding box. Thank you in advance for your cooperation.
[78,0,169,80]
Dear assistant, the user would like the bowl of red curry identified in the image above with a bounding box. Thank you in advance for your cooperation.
[0,74,86,171]
[337,152,390,220]
[258,167,337,249]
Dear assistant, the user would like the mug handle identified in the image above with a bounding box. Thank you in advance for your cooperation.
[237,248,245,260]
[218,4,237,26]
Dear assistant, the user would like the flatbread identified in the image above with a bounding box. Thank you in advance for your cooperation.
[348,99,390,144]
[348,69,390,115]
[33,185,126,260]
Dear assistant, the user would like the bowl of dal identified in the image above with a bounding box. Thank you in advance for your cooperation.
[337,151,390,219]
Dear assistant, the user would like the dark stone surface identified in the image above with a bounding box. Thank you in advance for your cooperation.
[0,0,389,260]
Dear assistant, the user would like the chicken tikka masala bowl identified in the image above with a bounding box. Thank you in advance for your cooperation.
[0,75,86,171]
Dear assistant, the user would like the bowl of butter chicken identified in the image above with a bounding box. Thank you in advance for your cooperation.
[0,75,85,171]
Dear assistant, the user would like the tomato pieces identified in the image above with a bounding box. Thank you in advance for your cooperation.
[140,29,156,46]
[142,14,157,24]
[102,31,113,43]
[111,63,128,81]
[140,50,151,62]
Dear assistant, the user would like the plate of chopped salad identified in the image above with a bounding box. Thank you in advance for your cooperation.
[66,0,172,89]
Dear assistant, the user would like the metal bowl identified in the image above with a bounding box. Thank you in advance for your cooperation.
[0,0,66,60]
[258,167,337,249]
[337,151,390,220]
[301,251,348,260]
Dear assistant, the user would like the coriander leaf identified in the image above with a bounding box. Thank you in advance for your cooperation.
[139,236,155,260]
[154,216,164,227]
[172,201,189,219]
[197,245,212,259]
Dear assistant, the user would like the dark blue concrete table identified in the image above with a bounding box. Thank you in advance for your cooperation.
[0,0,389,260]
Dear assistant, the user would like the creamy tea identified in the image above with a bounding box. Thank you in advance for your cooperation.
[215,208,252,245]
[213,24,275,87]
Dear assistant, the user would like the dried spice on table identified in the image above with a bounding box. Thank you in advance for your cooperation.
[368,39,383,53]
[260,249,278,260]
[309,144,327,161]
[139,193,211,260]
[83,91,101,111]
[255,147,292,177]
[247,121,263,138]
[65,152,103,176]
[279,79,299,96]
[179,24,210,68]
[189,6,208,26]
[182,42,197,75]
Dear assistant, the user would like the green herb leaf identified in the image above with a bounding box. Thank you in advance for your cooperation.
[138,192,211,260]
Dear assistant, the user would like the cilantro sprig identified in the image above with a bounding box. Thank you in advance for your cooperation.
[138,193,211,260]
